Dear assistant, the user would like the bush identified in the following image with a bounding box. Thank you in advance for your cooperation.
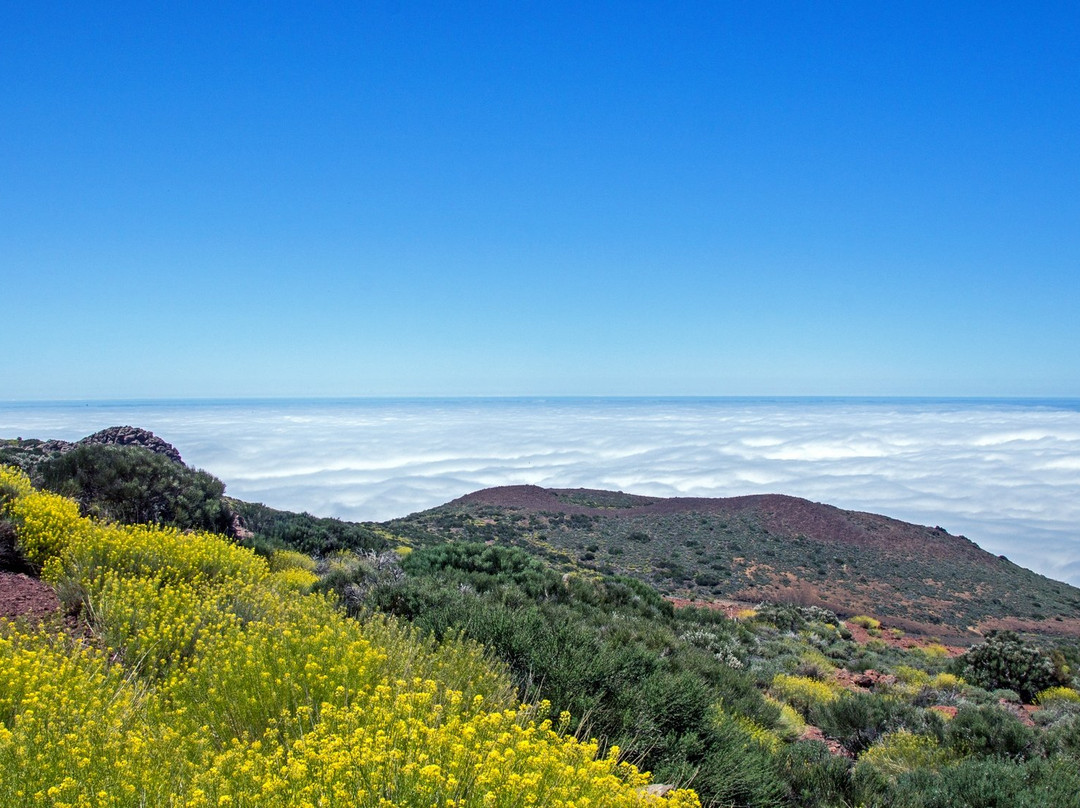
[944,704,1037,762]
[1036,686,1080,706]
[885,757,1080,808]
[36,444,233,534]
[810,692,944,756]
[850,615,882,630]
[778,741,856,808]
[856,729,952,780]
[267,549,317,572]
[957,631,1057,703]
[231,499,385,555]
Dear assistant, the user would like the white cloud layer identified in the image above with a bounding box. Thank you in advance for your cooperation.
[3,398,1079,586]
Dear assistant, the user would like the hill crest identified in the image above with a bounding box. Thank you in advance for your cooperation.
[395,485,1080,639]
[452,485,991,564]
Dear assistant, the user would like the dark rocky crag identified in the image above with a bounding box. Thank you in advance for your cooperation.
[48,425,184,464]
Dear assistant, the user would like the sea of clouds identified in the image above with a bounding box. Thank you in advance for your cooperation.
[2,398,1079,587]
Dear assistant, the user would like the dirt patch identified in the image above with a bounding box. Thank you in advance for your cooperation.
[929,705,958,720]
[666,596,753,619]
[997,699,1039,727]
[833,667,897,692]
[0,572,61,621]
[798,725,853,758]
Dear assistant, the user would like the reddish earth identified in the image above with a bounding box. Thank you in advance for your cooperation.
[798,725,853,758]
[977,615,1080,638]
[833,668,897,691]
[665,596,750,619]
[0,571,61,621]
[998,700,1039,727]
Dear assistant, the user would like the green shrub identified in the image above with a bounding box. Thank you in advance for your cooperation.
[856,729,952,779]
[957,631,1057,702]
[811,692,944,756]
[850,615,882,630]
[885,757,1080,808]
[231,499,385,555]
[1042,713,1080,761]
[944,704,1037,762]
[37,444,232,534]
[778,741,856,808]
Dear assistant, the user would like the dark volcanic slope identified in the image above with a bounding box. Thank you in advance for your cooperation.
[389,485,1080,638]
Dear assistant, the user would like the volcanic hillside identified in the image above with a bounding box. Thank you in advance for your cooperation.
[387,485,1080,639]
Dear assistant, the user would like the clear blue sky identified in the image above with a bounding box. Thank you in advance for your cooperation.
[3,2,1078,399]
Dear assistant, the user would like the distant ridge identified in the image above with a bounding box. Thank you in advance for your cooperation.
[453,486,992,563]
[395,485,1080,639]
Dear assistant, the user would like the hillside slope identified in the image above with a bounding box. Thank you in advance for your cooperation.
[388,485,1080,638]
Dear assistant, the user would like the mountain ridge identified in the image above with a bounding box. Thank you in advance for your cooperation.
[453,484,992,563]
[392,484,1080,640]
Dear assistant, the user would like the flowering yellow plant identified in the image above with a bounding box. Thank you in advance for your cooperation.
[0,466,698,807]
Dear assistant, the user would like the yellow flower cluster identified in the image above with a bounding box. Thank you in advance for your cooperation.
[769,674,842,716]
[0,467,699,808]
[267,550,318,574]
[848,615,881,630]
[855,729,952,779]
[0,626,174,805]
[762,694,806,741]
[1035,686,1080,705]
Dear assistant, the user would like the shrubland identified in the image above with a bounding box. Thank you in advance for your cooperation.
[311,541,1080,807]
[3,443,1080,807]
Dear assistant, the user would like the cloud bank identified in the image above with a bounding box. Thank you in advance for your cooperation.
[3,398,1079,586]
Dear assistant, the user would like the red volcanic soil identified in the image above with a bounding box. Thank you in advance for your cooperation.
[0,572,61,621]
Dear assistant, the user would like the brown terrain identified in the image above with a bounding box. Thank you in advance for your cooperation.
[0,572,60,622]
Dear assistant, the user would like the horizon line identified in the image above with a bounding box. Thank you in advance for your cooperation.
[4,394,1080,406]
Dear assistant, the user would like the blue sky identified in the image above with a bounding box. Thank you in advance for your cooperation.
[3,2,1078,398]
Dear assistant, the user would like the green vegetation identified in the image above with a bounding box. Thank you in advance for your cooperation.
[18,442,233,535]
[359,542,787,807]
[0,436,386,559]
[956,631,1065,702]
[229,498,386,556]
[302,538,1080,807]
[388,497,1080,634]
[4,436,1080,807]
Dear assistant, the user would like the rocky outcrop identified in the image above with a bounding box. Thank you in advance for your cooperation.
[38,426,183,464]
[79,426,183,463]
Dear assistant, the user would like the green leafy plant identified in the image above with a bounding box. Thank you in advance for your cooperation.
[957,631,1057,702]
